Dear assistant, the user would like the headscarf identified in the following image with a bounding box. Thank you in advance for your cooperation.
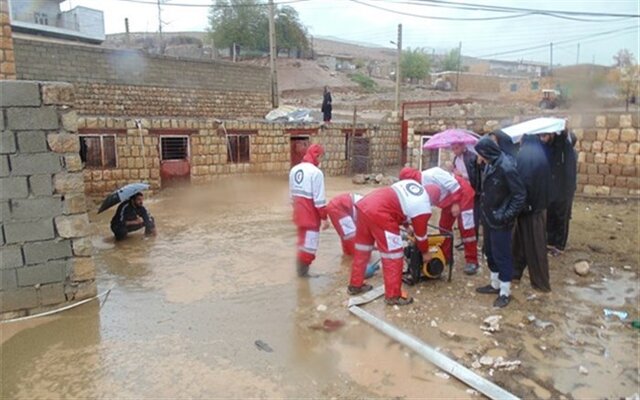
[302,144,324,166]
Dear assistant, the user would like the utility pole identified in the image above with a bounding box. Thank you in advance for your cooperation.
[157,0,164,54]
[455,41,462,91]
[394,23,402,114]
[549,42,553,75]
[576,43,580,65]
[125,18,130,46]
[268,0,279,108]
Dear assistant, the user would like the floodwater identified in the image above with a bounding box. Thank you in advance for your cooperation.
[1,176,638,399]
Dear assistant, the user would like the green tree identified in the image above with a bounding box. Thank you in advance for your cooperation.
[275,6,309,56]
[441,48,461,72]
[401,48,431,83]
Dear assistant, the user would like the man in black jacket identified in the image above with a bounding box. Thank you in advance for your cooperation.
[513,134,552,292]
[474,137,526,308]
[110,192,156,241]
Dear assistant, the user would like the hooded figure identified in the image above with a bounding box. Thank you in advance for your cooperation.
[348,170,432,306]
[547,131,577,253]
[474,136,526,308]
[490,130,518,160]
[513,134,552,292]
[321,86,332,122]
[289,144,328,277]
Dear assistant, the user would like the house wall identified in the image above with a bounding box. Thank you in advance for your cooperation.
[0,0,16,80]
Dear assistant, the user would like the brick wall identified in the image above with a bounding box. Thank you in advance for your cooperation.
[75,116,401,195]
[0,0,16,80]
[0,81,96,319]
[13,37,271,118]
[406,113,639,197]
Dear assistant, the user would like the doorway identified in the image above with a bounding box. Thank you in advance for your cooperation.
[290,136,309,166]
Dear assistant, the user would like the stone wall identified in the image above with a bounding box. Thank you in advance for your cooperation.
[0,81,96,319]
[76,115,401,195]
[0,0,16,80]
[406,112,639,197]
[12,36,271,118]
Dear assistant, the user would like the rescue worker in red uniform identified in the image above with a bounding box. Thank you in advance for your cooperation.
[348,167,432,306]
[289,144,328,277]
[326,193,363,256]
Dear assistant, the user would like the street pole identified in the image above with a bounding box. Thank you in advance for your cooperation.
[549,42,553,75]
[395,23,402,114]
[455,41,462,91]
[268,0,279,108]
[576,43,580,65]
[125,18,130,46]
[157,0,163,54]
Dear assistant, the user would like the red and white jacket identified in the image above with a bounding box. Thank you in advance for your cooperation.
[289,144,327,228]
[422,167,475,210]
[356,179,432,253]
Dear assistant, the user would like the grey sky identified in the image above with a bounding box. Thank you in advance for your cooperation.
[60,0,639,65]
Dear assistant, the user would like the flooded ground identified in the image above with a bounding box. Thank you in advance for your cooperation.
[2,176,638,399]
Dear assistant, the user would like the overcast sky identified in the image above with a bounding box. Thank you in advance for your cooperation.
[58,0,639,65]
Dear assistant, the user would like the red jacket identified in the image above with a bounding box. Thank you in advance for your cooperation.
[327,193,362,219]
[289,144,327,228]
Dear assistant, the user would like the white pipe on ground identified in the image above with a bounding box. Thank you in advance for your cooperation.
[349,305,520,400]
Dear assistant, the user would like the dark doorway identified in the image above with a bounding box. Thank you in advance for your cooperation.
[290,136,309,166]
[351,137,370,174]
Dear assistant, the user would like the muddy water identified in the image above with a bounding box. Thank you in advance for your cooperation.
[1,177,638,399]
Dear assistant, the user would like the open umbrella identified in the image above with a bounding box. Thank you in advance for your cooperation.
[98,182,150,214]
[502,117,566,143]
[423,129,479,149]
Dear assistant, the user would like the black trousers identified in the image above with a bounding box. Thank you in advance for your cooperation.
[547,194,574,250]
[111,217,155,241]
[513,210,550,292]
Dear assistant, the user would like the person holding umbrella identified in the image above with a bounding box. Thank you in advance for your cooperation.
[110,192,156,241]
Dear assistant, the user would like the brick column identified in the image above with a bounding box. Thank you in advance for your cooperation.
[0,0,16,80]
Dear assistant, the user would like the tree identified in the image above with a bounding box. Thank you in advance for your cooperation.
[609,49,639,111]
[208,0,308,57]
[441,48,461,72]
[613,48,634,68]
[401,48,431,83]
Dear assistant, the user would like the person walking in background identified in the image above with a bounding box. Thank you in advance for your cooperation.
[512,134,552,292]
[547,130,578,256]
[321,86,332,123]
[474,137,526,308]
[326,193,363,257]
[289,144,329,277]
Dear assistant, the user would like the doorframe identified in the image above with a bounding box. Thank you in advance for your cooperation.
[419,135,441,171]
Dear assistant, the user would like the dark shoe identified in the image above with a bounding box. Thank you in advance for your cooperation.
[385,296,414,306]
[476,284,500,294]
[296,261,310,277]
[493,295,511,308]
[348,284,373,295]
[463,263,479,275]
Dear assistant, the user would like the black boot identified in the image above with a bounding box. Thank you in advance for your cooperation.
[347,284,373,295]
[476,284,500,294]
[296,260,310,277]
[493,295,511,308]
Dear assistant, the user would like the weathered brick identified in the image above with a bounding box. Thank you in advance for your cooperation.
[595,116,606,128]
[611,187,628,196]
[6,107,58,130]
[0,245,23,269]
[588,174,604,185]
[53,172,84,194]
[63,193,87,215]
[592,141,602,152]
[615,176,628,187]
[622,166,636,177]
[60,110,78,132]
[628,177,640,189]
[577,174,588,184]
[71,237,93,257]
[10,197,63,220]
[0,201,9,223]
[606,129,620,141]
[596,186,610,196]
[604,175,616,186]
[17,260,67,286]
[0,287,38,312]
[606,153,618,165]
[620,154,635,166]
[586,164,598,175]
[41,82,74,106]
[0,81,40,107]
[620,114,633,128]
[1,269,18,291]
[629,143,640,155]
[4,219,55,243]
[47,133,80,153]
[9,153,61,175]
[594,153,606,164]
[595,129,607,141]
[0,176,28,200]
[70,281,97,301]
[0,154,8,177]
[0,130,15,154]
[620,128,638,142]
[583,184,597,195]
[602,141,614,153]
[29,174,53,196]
[16,130,47,153]
[71,257,96,281]
[38,282,66,306]
[611,164,623,175]
[64,154,82,172]
[54,214,90,238]
[581,141,592,151]
[615,142,628,154]
[597,165,610,175]
[23,239,72,265]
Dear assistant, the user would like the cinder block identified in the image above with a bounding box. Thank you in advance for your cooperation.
[54,214,90,238]
[23,239,72,265]
[0,245,24,269]
[38,282,66,306]
[29,174,53,196]
[0,81,41,107]
[1,269,18,291]
[0,155,8,177]
[17,260,67,287]
[0,177,28,200]
[0,287,38,312]
[10,197,63,220]
[4,219,55,243]
[6,107,58,130]
[0,131,16,154]
[9,153,61,176]
[16,131,47,153]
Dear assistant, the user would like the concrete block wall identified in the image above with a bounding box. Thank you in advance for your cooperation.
[0,0,16,80]
[76,116,402,195]
[405,112,640,197]
[13,37,271,118]
[0,81,96,319]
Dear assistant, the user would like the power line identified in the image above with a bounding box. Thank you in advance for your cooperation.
[109,0,310,7]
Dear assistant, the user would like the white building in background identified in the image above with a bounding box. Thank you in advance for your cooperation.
[8,0,105,43]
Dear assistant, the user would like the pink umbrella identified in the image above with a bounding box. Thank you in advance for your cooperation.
[423,129,479,149]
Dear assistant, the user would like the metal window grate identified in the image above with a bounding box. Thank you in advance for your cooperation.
[161,137,189,161]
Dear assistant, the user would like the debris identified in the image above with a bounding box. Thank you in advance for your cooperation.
[623,265,632,271]
[375,174,384,183]
[265,106,313,122]
[518,323,525,328]
[479,356,494,366]
[309,319,345,332]
[466,389,479,396]
[526,294,537,301]
[579,365,589,375]
[603,309,628,321]
[316,304,327,312]
[471,360,482,369]
[534,319,555,330]
[352,174,367,184]
[445,330,456,338]
[430,320,438,328]
[254,340,273,352]
[574,261,590,276]
[493,357,522,371]
[434,372,451,380]
[481,315,502,332]
[563,278,577,285]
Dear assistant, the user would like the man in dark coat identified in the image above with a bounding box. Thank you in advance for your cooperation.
[490,130,518,160]
[512,134,552,292]
[547,130,578,254]
[110,192,156,240]
[321,86,332,122]
[474,136,526,308]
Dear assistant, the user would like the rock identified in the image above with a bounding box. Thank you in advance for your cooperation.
[471,360,481,369]
[434,372,450,380]
[445,330,456,338]
[579,365,589,375]
[380,176,396,185]
[623,265,632,271]
[574,261,590,276]
[375,174,384,183]
[479,356,494,366]
[430,320,438,328]
[564,278,577,285]
[352,174,367,184]
[316,304,327,312]
[481,315,502,332]
[466,389,479,396]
